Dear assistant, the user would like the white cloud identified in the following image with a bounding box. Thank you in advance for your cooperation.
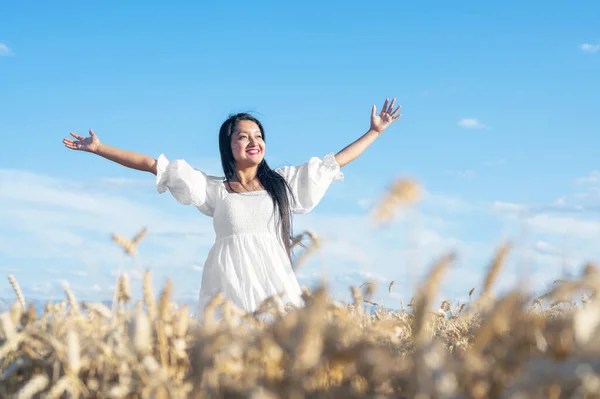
[579,43,600,54]
[5,164,593,309]
[526,214,600,239]
[357,197,375,210]
[97,177,154,187]
[0,168,217,300]
[554,197,567,207]
[424,191,474,214]
[489,186,600,289]
[458,118,485,129]
[108,268,143,281]
[482,159,506,167]
[445,169,476,179]
[483,172,600,297]
[27,282,53,295]
[45,269,89,277]
[492,201,528,215]
[0,42,12,56]
[576,170,600,185]
[534,240,558,255]
[492,199,600,240]
[355,270,389,284]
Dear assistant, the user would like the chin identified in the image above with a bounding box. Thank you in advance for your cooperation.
[246,152,264,163]
[236,157,264,167]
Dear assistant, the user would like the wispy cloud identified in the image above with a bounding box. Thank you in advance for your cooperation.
[458,118,486,129]
[97,177,154,187]
[422,191,474,214]
[526,214,600,238]
[492,185,600,268]
[46,268,89,277]
[0,42,13,56]
[576,170,600,185]
[490,196,600,292]
[445,169,476,179]
[482,159,506,167]
[0,168,217,300]
[534,240,559,255]
[4,164,595,306]
[492,201,528,215]
[579,43,600,54]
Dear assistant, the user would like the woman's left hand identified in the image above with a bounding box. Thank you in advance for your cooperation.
[370,98,402,134]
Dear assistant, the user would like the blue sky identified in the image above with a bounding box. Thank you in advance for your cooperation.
[1,1,599,310]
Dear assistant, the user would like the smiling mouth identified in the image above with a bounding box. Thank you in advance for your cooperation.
[246,149,260,155]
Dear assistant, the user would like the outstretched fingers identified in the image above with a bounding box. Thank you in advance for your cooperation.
[70,132,85,141]
[63,139,79,150]
[387,98,396,114]
[64,132,86,150]
[380,98,389,116]
[372,98,403,126]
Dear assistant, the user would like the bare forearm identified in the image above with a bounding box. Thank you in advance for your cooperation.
[94,144,158,175]
[334,129,381,168]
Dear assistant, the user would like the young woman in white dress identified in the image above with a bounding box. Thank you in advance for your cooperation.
[63,98,402,317]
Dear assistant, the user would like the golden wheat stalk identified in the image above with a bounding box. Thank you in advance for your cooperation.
[112,226,148,256]
[372,178,422,225]
[292,230,321,269]
[62,281,81,315]
[471,291,524,353]
[15,374,49,399]
[481,242,512,298]
[351,286,364,317]
[360,281,377,300]
[413,253,455,347]
[8,274,25,309]
[143,270,156,321]
[117,273,132,304]
[158,279,172,322]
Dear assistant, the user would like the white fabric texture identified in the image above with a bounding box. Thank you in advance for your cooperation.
[156,153,343,317]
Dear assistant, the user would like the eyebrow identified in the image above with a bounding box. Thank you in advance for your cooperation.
[234,129,261,135]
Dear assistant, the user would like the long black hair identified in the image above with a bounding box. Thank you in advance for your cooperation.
[218,113,295,258]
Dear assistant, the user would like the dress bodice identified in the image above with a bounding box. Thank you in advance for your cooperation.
[212,190,278,240]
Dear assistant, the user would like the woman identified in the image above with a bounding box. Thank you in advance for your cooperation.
[63,98,402,316]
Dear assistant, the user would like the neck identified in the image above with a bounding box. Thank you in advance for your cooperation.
[234,164,259,184]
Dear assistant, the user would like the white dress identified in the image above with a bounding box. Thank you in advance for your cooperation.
[155,153,344,317]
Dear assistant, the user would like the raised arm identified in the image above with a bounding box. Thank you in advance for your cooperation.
[334,98,402,168]
[63,129,158,175]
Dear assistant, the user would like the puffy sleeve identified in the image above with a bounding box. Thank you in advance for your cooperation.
[155,154,221,217]
[275,153,344,214]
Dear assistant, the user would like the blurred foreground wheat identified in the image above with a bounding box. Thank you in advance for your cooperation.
[3,181,600,398]
[3,248,600,398]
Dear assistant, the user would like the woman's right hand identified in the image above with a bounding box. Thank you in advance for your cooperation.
[63,129,102,153]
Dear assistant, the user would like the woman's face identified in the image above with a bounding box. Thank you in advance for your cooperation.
[230,120,265,167]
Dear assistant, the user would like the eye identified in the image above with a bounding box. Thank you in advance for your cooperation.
[238,135,247,140]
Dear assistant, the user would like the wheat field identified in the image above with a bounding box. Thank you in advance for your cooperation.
[2,180,600,398]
